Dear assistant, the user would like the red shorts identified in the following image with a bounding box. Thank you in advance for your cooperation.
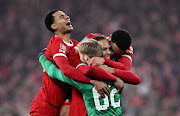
[69,87,87,116]
[30,93,60,116]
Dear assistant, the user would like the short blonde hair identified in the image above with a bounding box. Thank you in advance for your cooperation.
[77,39,103,58]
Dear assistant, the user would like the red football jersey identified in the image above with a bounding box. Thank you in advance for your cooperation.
[39,35,79,108]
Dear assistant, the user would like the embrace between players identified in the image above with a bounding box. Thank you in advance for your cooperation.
[30,9,141,116]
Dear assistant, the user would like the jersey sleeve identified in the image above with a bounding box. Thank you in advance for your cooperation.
[76,64,117,82]
[39,54,87,90]
[113,68,140,85]
[68,48,82,67]
[50,39,90,83]
[104,45,133,71]
[54,56,90,83]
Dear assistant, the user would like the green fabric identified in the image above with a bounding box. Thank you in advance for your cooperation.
[39,55,123,116]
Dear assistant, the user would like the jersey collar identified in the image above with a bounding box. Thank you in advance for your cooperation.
[55,35,74,47]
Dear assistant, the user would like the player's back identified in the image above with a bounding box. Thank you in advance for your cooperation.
[80,84,123,116]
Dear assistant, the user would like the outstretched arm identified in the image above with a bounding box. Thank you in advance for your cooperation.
[97,65,140,85]
[76,64,117,82]
[39,54,86,90]
[113,68,140,85]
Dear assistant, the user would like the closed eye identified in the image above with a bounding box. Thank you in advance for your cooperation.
[109,47,113,51]
[59,15,65,19]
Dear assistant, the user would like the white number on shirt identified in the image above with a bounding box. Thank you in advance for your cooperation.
[92,87,120,111]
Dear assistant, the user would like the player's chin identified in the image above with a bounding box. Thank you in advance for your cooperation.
[68,26,73,31]
[106,56,111,59]
[65,27,73,33]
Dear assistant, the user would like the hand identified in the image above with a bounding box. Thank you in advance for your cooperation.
[90,80,110,97]
[89,57,105,66]
[114,78,124,94]
[98,65,115,74]
[38,48,46,60]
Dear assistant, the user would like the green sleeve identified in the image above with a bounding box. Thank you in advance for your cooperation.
[39,55,86,90]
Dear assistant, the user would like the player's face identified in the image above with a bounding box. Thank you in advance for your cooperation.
[109,41,124,57]
[52,11,73,33]
[98,39,113,59]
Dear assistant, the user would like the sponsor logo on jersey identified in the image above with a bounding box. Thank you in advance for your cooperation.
[59,43,66,54]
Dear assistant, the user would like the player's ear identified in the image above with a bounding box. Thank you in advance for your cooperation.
[51,24,57,30]
[84,55,90,62]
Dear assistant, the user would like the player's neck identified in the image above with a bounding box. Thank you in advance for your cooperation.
[55,32,71,43]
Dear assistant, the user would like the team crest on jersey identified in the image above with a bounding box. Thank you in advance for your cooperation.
[59,43,66,54]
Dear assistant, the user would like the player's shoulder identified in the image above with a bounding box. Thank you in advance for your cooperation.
[52,35,63,43]
[49,35,63,43]
[71,39,79,45]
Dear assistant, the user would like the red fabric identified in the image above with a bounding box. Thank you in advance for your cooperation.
[77,64,117,82]
[85,33,108,39]
[69,49,117,82]
[68,48,82,67]
[39,72,71,109]
[62,99,72,106]
[81,33,108,42]
[54,56,90,83]
[69,87,87,116]
[114,68,141,84]
[104,57,129,70]
[68,49,88,116]
[117,56,132,70]
[37,35,81,109]
[44,35,79,64]
[30,93,60,116]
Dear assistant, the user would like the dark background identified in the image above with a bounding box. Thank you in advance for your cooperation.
[0,0,179,116]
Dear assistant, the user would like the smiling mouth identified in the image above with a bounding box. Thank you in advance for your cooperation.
[66,21,72,26]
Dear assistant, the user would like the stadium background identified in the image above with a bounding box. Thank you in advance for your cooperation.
[0,0,179,116]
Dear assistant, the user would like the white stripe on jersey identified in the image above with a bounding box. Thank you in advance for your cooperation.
[55,35,74,46]
[121,54,132,62]
[53,53,67,60]
[63,40,74,47]
[76,63,86,69]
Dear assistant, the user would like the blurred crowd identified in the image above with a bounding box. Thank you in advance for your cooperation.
[0,0,179,116]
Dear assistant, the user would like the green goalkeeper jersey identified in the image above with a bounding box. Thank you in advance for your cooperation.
[39,55,123,116]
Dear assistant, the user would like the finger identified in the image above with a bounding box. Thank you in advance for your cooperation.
[92,60,97,66]
[117,87,124,94]
[117,89,121,94]
[92,61,97,66]
[94,62,98,66]
[89,59,95,66]
[99,90,105,98]
[105,87,110,95]
[120,85,124,93]
[103,87,110,96]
